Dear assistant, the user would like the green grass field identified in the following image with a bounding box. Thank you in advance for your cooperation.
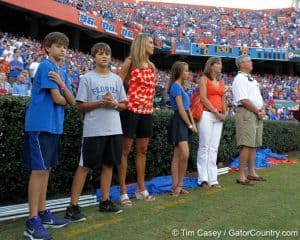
[1,152,299,240]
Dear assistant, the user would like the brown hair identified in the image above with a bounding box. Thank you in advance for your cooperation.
[43,32,69,50]
[203,57,222,81]
[91,42,111,57]
[166,61,188,93]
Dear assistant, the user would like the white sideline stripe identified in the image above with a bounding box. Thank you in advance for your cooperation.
[0,195,95,213]
[0,202,98,222]
[0,195,96,221]
[0,199,96,216]
[0,167,230,221]
[0,196,95,211]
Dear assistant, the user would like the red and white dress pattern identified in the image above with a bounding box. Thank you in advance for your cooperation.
[126,66,156,114]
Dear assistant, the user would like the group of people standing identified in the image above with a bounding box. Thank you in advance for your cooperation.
[22,32,266,240]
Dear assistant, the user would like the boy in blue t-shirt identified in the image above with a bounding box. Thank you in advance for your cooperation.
[22,32,75,240]
[64,43,127,222]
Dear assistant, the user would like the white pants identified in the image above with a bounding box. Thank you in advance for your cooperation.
[196,111,223,185]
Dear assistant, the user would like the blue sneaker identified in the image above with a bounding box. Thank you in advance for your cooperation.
[24,216,51,240]
[39,210,70,228]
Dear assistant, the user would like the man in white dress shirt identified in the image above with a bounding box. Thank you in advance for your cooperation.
[232,55,266,186]
[29,56,42,81]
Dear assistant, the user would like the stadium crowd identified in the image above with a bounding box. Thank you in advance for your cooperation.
[54,0,300,50]
[0,32,299,121]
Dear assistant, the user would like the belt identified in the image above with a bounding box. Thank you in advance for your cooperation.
[204,110,222,113]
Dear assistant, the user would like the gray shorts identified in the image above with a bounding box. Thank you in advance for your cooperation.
[236,107,263,148]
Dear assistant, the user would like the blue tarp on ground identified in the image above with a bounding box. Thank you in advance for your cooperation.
[96,148,285,202]
[229,148,286,169]
[96,176,198,202]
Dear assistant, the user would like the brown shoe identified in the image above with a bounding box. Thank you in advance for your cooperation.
[211,184,222,188]
[236,179,254,186]
[199,181,210,188]
[247,175,266,181]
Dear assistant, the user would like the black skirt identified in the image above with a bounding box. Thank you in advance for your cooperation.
[167,111,190,145]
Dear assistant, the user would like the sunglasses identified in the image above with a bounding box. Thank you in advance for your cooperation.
[247,75,254,82]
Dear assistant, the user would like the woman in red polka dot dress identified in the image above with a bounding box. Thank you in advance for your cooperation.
[118,34,157,206]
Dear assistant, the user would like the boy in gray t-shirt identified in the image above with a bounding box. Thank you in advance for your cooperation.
[65,43,127,221]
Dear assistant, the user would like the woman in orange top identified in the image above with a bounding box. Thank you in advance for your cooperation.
[0,56,9,75]
[118,34,156,205]
[196,57,226,188]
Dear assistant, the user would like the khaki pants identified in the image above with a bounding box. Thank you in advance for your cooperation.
[236,107,263,147]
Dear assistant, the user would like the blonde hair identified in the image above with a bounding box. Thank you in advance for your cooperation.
[203,57,222,81]
[130,33,155,70]
[166,61,188,93]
